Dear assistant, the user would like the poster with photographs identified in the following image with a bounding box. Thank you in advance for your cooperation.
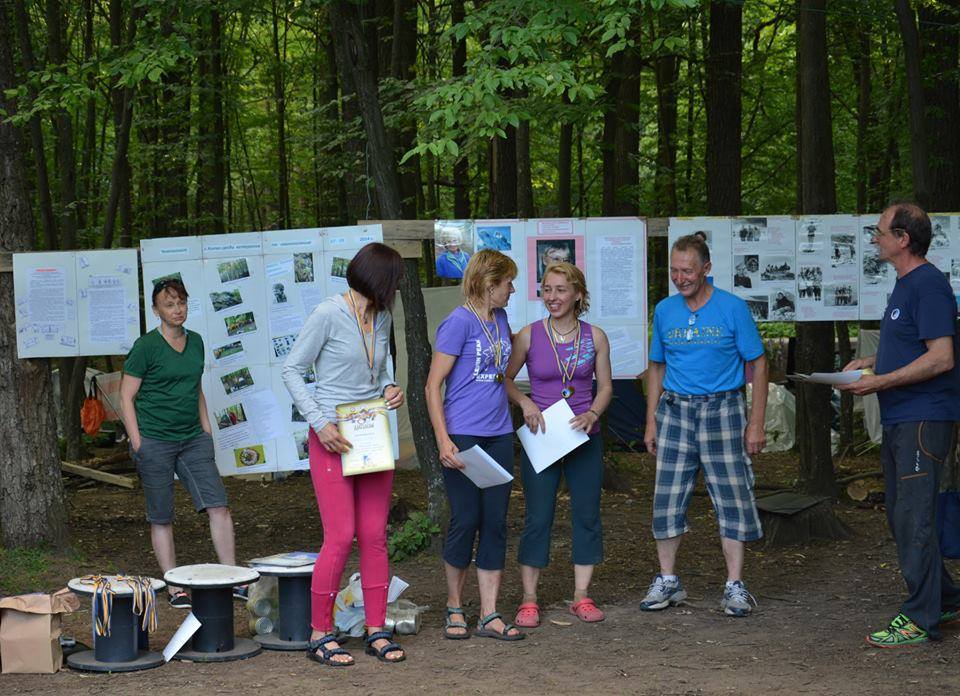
[796,215,860,320]
[202,253,269,366]
[270,364,316,472]
[204,368,281,476]
[322,224,384,297]
[857,212,891,319]
[667,218,734,295]
[730,217,796,321]
[262,229,325,365]
[925,215,960,304]
[474,219,527,331]
[140,236,206,335]
[524,218,586,303]
[434,220,474,281]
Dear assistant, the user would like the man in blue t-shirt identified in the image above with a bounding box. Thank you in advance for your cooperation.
[641,232,768,618]
[842,203,960,648]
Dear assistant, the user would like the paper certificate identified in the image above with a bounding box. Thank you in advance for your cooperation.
[517,398,590,473]
[336,398,395,476]
[457,445,514,488]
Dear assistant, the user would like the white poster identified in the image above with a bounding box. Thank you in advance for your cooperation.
[202,254,269,367]
[76,249,140,355]
[205,367,278,476]
[793,215,861,321]
[474,219,527,331]
[731,216,796,323]
[263,229,325,364]
[667,217,734,294]
[140,236,206,335]
[13,251,79,358]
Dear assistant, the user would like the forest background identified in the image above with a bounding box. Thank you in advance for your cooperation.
[0,0,959,547]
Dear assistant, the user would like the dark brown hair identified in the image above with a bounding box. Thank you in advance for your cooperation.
[347,242,404,311]
[671,231,711,266]
[151,278,189,305]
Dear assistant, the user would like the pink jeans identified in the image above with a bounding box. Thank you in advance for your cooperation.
[308,429,394,633]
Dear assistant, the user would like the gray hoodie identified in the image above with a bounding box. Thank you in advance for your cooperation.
[282,293,394,434]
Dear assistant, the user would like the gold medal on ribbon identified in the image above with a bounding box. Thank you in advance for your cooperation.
[348,290,377,385]
[546,317,582,400]
[465,303,504,382]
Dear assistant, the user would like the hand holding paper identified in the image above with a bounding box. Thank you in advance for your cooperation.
[517,399,590,474]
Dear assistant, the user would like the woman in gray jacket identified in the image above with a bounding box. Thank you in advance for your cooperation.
[282,242,405,666]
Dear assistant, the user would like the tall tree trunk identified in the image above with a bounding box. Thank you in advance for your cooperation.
[271,0,291,227]
[796,0,837,497]
[893,0,931,208]
[490,127,518,218]
[0,8,69,548]
[329,0,445,525]
[918,1,960,210]
[706,0,742,215]
[77,0,96,235]
[391,0,419,218]
[558,94,573,217]
[451,0,470,218]
[653,12,681,216]
[159,11,190,235]
[602,32,641,216]
[13,0,57,250]
[517,119,534,217]
[852,19,872,214]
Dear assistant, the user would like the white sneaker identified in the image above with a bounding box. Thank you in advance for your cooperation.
[639,574,688,611]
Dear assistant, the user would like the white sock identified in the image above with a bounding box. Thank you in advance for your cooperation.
[661,574,678,583]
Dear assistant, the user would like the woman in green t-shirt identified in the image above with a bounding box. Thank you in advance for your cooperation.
[120,279,238,609]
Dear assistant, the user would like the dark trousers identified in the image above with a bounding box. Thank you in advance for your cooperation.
[881,421,960,638]
[518,434,604,568]
[442,433,515,570]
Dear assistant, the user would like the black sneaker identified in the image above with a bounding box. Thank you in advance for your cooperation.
[233,585,249,601]
[169,591,191,609]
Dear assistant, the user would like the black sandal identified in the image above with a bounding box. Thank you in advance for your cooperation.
[474,612,525,641]
[444,606,470,640]
[364,630,406,663]
[307,634,354,667]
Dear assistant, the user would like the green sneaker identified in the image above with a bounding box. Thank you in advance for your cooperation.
[865,613,929,648]
[940,607,960,627]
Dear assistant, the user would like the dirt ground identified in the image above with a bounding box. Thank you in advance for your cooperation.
[3,449,960,695]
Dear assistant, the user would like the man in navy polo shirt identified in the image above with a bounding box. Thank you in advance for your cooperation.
[842,203,960,647]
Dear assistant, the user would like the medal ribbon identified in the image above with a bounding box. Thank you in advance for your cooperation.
[546,318,582,391]
[348,290,376,382]
[465,303,503,377]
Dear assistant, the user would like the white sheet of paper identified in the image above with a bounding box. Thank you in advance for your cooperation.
[163,611,201,661]
[517,399,590,473]
[457,445,514,488]
[354,575,408,608]
[242,388,287,441]
[787,370,865,385]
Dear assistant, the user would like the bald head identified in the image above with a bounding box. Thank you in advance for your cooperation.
[882,202,932,258]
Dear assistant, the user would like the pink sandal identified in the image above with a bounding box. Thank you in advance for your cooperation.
[514,602,541,628]
[570,598,605,623]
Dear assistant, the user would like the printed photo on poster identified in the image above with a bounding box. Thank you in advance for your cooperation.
[760,257,795,282]
[745,296,769,322]
[294,252,314,283]
[527,236,584,298]
[215,403,247,430]
[151,271,183,287]
[213,340,244,360]
[235,444,266,468]
[733,218,769,243]
[224,311,257,336]
[830,234,856,267]
[271,282,288,304]
[221,366,255,395]
[217,258,250,283]
[293,430,309,461]
[210,288,243,312]
[931,216,950,249]
[476,225,512,251]
[824,282,857,307]
[434,221,474,280]
[330,256,350,278]
[733,255,759,289]
[272,334,296,358]
[769,291,796,320]
[291,404,307,422]
[798,266,822,301]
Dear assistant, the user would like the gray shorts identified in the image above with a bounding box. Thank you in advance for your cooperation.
[132,432,228,524]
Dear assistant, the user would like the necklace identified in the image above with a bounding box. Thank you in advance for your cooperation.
[347,290,377,385]
[551,320,578,340]
[465,303,504,383]
[545,318,582,398]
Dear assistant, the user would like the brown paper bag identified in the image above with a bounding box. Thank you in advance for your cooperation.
[0,588,80,673]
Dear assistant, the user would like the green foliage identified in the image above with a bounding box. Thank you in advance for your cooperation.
[387,512,440,562]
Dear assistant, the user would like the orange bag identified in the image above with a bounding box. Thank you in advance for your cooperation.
[80,376,106,437]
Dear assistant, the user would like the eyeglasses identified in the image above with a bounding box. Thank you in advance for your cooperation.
[871,226,905,239]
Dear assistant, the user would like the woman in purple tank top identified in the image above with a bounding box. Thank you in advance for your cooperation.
[504,262,613,627]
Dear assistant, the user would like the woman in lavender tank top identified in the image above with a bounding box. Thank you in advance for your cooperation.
[504,262,613,627]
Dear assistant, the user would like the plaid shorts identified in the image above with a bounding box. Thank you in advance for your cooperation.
[652,389,762,542]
